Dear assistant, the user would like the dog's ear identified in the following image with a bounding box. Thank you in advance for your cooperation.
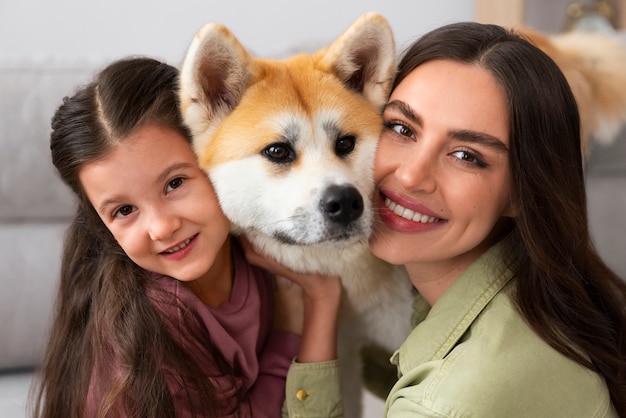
[316,12,396,109]
[179,23,253,142]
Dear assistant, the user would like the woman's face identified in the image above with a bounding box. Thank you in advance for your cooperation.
[371,59,517,281]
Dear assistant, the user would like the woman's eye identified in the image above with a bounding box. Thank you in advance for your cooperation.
[451,150,486,167]
[384,121,413,138]
[393,124,412,137]
[114,205,135,218]
[166,177,185,192]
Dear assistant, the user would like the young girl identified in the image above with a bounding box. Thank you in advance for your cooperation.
[31,57,329,418]
[248,22,626,417]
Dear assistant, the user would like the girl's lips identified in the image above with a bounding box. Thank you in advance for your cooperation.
[160,234,198,260]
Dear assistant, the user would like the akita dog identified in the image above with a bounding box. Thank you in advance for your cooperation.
[180,13,413,417]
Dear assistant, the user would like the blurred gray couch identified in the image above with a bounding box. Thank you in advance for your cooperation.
[0,59,96,416]
[1,53,626,417]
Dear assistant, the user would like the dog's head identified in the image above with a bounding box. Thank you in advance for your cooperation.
[180,13,395,248]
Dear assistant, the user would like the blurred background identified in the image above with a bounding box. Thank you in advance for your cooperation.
[1,1,625,417]
[3,0,623,64]
[1,0,476,64]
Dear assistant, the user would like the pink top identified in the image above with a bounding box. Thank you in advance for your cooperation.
[86,239,300,417]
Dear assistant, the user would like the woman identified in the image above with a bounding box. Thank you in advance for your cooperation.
[249,21,626,417]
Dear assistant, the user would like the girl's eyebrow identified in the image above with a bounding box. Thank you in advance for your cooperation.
[96,162,194,215]
[97,196,124,215]
[384,99,509,153]
[156,162,194,185]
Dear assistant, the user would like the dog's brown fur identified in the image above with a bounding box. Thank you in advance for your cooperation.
[519,28,626,156]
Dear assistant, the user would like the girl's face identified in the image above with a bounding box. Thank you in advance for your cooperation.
[371,59,517,285]
[79,124,231,287]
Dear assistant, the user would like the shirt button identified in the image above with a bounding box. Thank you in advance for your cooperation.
[296,389,308,401]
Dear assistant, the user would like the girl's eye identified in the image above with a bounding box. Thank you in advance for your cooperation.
[450,150,487,168]
[166,177,185,193]
[114,205,135,218]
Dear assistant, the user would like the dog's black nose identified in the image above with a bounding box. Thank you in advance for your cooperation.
[321,185,364,225]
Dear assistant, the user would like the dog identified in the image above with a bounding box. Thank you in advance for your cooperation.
[519,28,626,157]
[179,14,626,415]
[179,13,414,417]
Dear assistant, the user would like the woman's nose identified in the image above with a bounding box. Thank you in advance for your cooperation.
[147,209,181,241]
[395,147,437,193]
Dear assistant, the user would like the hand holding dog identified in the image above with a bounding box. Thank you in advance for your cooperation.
[272,274,305,335]
[240,236,342,363]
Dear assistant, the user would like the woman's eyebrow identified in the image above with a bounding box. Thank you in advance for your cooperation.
[449,129,509,153]
[384,99,508,153]
[384,100,422,127]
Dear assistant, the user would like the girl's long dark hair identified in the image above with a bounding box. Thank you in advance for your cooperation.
[394,22,626,414]
[32,57,239,417]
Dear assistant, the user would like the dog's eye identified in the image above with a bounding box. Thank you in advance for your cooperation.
[335,135,356,157]
[263,142,296,163]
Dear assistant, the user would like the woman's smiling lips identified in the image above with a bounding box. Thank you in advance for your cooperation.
[384,197,440,223]
[378,192,445,233]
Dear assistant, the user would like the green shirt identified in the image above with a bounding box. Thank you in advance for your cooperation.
[284,239,617,417]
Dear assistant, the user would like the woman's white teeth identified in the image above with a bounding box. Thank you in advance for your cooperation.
[165,238,192,253]
[385,198,438,223]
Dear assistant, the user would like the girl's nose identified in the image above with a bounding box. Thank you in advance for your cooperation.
[147,209,181,241]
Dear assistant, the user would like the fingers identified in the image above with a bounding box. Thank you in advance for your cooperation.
[273,275,304,334]
[274,274,294,289]
[238,235,342,297]
[239,236,298,279]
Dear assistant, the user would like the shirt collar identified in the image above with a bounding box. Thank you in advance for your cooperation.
[392,237,519,374]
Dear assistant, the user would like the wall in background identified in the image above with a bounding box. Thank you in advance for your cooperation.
[0,0,474,66]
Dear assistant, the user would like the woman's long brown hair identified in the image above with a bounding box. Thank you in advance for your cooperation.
[394,22,626,415]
